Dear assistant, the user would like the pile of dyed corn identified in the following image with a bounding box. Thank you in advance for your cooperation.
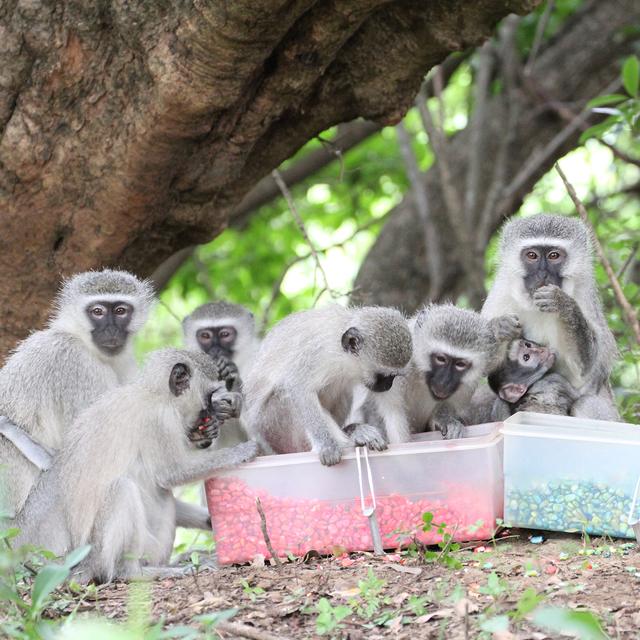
[505,479,634,538]
[206,476,496,564]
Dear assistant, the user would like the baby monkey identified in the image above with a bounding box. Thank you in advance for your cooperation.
[488,338,578,421]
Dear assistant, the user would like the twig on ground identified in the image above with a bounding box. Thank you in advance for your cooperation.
[555,163,640,344]
[255,497,282,567]
[215,620,291,640]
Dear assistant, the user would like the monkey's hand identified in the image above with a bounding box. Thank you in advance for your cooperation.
[343,422,388,452]
[211,391,243,422]
[437,417,465,440]
[212,356,241,391]
[532,284,569,314]
[489,313,522,342]
[318,441,342,467]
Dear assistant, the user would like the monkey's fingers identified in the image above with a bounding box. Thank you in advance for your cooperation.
[318,445,342,466]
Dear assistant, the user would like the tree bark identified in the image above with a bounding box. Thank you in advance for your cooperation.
[0,0,538,356]
[353,0,640,313]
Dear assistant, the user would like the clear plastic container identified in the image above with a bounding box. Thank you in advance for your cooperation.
[205,423,503,564]
[502,412,640,538]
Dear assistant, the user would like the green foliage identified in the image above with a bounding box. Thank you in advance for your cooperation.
[314,597,352,635]
[533,607,609,640]
[421,512,462,569]
[581,55,640,143]
[350,569,389,618]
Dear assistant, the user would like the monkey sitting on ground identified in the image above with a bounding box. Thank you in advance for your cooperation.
[487,337,578,421]
[369,303,520,442]
[0,270,155,519]
[243,305,413,466]
[16,349,258,583]
[182,301,259,448]
[482,214,619,420]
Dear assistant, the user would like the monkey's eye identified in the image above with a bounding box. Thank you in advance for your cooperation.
[526,250,538,260]
[199,331,212,340]
[219,329,231,340]
[547,250,560,260]
[523,354,530,362]
[454,360,470,371]
[114,306,128,316]
[90,306,105,317]
[434,354,447,366]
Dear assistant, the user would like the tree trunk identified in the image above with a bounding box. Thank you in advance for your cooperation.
[0,0,538,357]
[353,0,640,313]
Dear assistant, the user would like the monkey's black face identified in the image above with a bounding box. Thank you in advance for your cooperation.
[425,353,471,400]
[366,372,397,393]
[196,326,237,360]
[520,245,566,296]
[87,300,133,355]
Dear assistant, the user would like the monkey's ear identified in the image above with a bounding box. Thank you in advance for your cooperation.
[498,383,527,403]
[170,363,191,396]
[341,327,363,355]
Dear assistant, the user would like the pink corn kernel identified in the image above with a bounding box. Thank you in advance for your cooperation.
[206,477,495,565]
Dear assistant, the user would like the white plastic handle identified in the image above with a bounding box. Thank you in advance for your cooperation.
[355,446,376,516]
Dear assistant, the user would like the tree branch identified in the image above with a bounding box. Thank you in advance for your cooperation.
[555,162,640,345]
[395,122,442,297]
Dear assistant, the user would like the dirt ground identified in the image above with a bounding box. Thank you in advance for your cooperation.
[80,530,640,639]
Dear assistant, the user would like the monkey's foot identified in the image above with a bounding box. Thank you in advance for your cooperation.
[344,422,388,451]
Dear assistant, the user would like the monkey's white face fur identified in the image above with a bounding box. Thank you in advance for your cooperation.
[493,214,593,311]
[50,269,155,359]
[411,304,491,400]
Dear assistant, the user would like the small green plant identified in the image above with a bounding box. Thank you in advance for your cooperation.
[314,598,352,635]
[240,579,265,602]
[350,569,389,618]
[406,595,429,617]
[510,587,545,621]
[479,572,509,601]
[533,607,609,640]
[422,512,462,569]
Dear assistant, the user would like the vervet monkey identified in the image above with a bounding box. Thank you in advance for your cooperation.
[182,301,259,379]
[16,349,258,583]
[0,269,154,518]
[487,338,577,420]
[244,305,413,466]
[370,304,517,442]
[183,301,259,448]
[482,214,619,420]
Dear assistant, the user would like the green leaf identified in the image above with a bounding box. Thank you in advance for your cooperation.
[31,564,69,613]
[195,608,238,628]
[587,94,628,108]
[622,55,639,97]
[480,615,510,632]
[512,587,545,620]
[533,607,609,640]
[0,582,29,608]
[578,119,616,144]
[63,544,91,569]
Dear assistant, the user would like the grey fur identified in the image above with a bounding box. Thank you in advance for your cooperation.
[482,214,619,421]
[182,301,260,448]
[243,305,412,466]
[15,348,257,583]
[370,304,508,442]
[0,269,154,519]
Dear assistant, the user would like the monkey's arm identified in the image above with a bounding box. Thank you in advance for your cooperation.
[532,285,597,375]
[486,314,522,372]
[158,440,258,488]
[371,388,411,444]
[175,500,211,530]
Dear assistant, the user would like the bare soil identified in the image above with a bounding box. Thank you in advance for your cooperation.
[81,530,640,639]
